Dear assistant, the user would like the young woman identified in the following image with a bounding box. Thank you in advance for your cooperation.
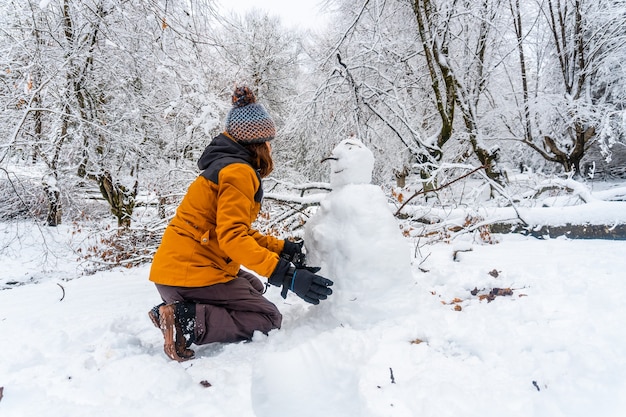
[148,86,333,361]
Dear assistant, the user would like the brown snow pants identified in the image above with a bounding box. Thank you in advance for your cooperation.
[155,270,282,345]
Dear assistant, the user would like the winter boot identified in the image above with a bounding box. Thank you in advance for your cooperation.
[148,303,165,329]
[155,303,196,361]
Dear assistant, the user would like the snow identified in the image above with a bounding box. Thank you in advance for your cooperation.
[2,224,626,416]
[38,0,51,10]
[400,198,626,233]
[324,138,376,189]
[305,139,415,327]
[2,152,626,416]
[1,217,626,416]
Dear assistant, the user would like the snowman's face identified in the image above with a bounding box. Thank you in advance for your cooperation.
[327,139,375,188]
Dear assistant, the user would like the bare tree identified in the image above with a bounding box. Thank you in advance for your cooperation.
[412,0,504,186]
[508,0,626,175]
[0,0,222,228]
[289,0,438,185]
[292,0,505,191]
[212,10,303,154]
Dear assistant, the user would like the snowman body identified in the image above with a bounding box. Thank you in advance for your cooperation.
[305,139,414,327]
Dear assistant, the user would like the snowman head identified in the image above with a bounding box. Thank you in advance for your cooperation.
[324,138,375,188]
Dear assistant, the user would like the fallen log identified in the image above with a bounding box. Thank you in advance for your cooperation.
[488,222,626,240]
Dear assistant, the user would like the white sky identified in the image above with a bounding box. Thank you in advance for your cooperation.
[217,0,330,31]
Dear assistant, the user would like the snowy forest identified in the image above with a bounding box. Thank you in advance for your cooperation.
[1,0,625,253]
[2,1,626,416]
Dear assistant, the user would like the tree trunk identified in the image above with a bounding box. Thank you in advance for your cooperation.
[412,0,455,153]
[43,177,61,227]
[98,171,138,228]
[419,167,438,199]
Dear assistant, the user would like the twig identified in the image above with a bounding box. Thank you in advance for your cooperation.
[57,283,65,302]
[395,166,486,216]
[389,367,396,384]
[0,168,53,262]
[475,170,529,228]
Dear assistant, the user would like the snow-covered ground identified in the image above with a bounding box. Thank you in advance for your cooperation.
[1,218,625,417]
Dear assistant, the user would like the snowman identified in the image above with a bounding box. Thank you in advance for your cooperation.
[304,138,415,328]
[251,139,415,416]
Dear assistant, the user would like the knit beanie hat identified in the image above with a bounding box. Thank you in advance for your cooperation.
[225,86,276,143]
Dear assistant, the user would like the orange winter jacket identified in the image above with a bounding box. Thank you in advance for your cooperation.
[149,134,285,287]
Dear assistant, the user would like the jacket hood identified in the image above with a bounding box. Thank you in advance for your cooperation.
[197,133,253,172]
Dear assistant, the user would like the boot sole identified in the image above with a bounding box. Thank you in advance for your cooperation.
[148,309,161,331]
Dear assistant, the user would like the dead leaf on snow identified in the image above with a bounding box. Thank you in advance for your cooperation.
[476,287,514,302]
[491,287,513,296]
[479,293,495,302]
[488,269,500,278]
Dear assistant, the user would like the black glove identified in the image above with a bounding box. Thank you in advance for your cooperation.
[269,259,333,305]
[281,239,306,268]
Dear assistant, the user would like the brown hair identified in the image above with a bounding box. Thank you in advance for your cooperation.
[245,142,274,178]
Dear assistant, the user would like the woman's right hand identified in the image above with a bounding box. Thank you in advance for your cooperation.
[269,259,333,304]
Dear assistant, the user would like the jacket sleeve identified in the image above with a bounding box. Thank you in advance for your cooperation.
[249,227,285,254]
[214,164,281,278]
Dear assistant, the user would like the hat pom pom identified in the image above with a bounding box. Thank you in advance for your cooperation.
[232,86,256,108]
